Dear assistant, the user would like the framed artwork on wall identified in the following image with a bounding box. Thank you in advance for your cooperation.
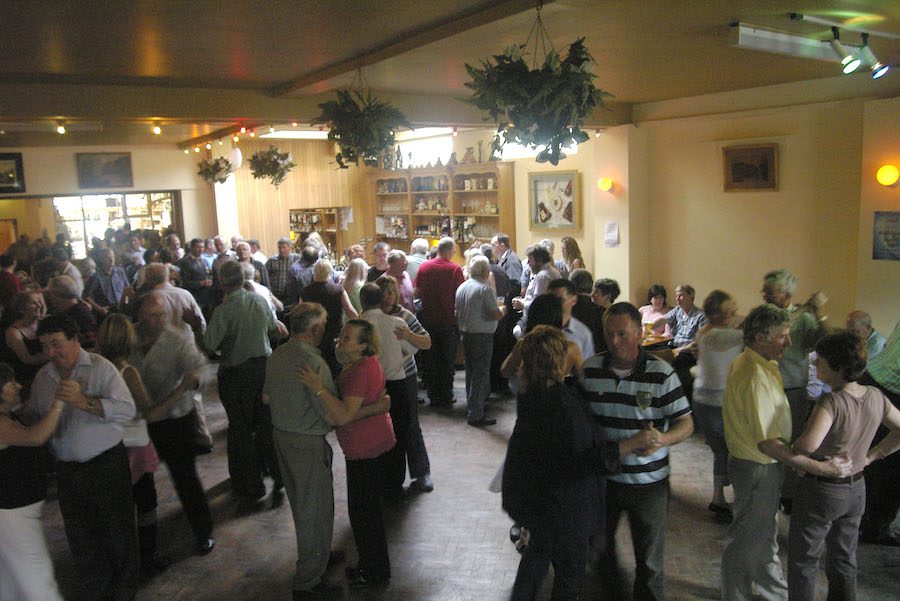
[873,211,899,261]
[723,143,778,191]
[0,153,25,193]
[76,152,134,189]
[529,171,580,230]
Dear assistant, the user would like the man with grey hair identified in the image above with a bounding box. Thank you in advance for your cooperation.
[846,309,886,361]
[201,260,283,508]
[512,245,561,336]
[138,263,205,331]
[415,237,464,407]
[265,237,300,306]
[386,249,415,312]
[722,304,850,601]
[83,247,128,317]
[455,255,504,426]
[263,302,342,600]
[235,241,270,289]
[406,238,429,283]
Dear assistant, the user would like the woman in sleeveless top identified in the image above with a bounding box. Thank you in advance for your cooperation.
[787,331,900,601]
[302,259,358,376]
[0,291,48,397]
[97,314,167,575]
[0,362,65,601]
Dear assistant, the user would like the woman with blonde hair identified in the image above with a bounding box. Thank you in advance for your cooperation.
[560,237,584,273]
[303,259,358,375]
[502,326,654,601]
[342,258,368,315]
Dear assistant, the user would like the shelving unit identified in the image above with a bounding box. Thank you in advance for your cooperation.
[371,162,514,252]
[288,206,348,257]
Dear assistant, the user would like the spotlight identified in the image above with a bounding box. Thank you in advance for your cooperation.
[56,121,66,135]
[152,123,162,135]
[829,28,860,74]
[860,34,890,79]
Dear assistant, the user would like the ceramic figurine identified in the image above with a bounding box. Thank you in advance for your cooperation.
[448,152,459,167]
[462,147,476,164]
[395,146,403,169]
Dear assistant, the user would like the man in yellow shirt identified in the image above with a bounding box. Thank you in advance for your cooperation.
[721,304,851,601]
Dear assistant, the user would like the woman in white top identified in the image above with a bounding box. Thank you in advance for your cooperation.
[638,284,671,337]
[692,289,743,519]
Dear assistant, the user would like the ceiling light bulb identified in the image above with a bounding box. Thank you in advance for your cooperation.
[842,57,861,74]
[183,149,189,154]
[240,126,247,134]
[452,127,458,137]
[233,135,240,143]
[871,63,890,79]
[268,126,275,133]
[205,142,212,150]
[56,123,66,135]
[249,130,255,137]
[218,139,224,145]
[194,147,200,153]
[291,122,299,127]
[152,124,162,135]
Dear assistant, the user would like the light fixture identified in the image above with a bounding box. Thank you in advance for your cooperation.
[594,128,602,138]
[249,130,255,137]
[194,146,201,153]
[56,121,66,135]
[268,126,275,133]
[859,34,890,79]
[240,126,247,134]
[233,134,240,143]
[205,142,212,150]
[452,126,458,137]
[597,177,614,192]
[829,28,861,74]
[218,139,224,145]
[291,121,299,127]
[183,148,189,154]
[152,122,162,135]
[876,164,899,187]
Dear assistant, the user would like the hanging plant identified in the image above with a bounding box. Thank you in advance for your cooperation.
[196,156,235,184]
[465,19,612,166]
[248,146,296,188]
[313,89,413,169]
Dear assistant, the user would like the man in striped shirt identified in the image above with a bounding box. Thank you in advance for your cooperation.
[582,302,693,601]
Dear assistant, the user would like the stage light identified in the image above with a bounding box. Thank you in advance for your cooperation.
[859,34,890,80]
[829,28,861,74]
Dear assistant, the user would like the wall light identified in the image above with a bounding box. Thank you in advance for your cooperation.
[597,177,614,192]
[152,122,162,135]
[205,142,212,150]
[876,164,899,187]
[233,134,240,143]
[183,149,189,154]
[193,146,200,153]
[56,121,66,135]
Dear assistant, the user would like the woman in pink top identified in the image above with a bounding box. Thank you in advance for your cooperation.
[638,284,671,337]
[787,331,900,601]
[297,319,394,588]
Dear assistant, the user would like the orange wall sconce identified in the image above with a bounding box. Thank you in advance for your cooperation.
[876,164,898,187]
[597,176,614,192]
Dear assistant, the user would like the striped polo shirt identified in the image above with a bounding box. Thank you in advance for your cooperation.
[581,350,690,485]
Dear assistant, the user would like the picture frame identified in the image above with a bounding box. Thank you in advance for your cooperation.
[76,152,134,189]
[872,211,900,261]
[529,171,580,230]
[723,143,778,191]
[0,153,25,193]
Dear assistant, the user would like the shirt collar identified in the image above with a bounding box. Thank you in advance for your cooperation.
[744,346,780,373]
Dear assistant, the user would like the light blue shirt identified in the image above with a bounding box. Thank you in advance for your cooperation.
[29,349,136,462]
[563,316,595,360]
[867,329,887,362]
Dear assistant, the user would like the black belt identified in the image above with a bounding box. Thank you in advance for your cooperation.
[784,387,805,392]
[804,471,864,485]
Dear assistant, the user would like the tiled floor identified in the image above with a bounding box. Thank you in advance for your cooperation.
[41,370,899,601]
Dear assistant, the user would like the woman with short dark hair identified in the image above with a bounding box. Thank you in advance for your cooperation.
[787,330,900,601]
[639,284,671,337]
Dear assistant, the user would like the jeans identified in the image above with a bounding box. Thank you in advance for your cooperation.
[692,402,729,487]
[721,458,787,601]
[600,479,669,601]
[788,477,865,601]
[462,332,494,421]
[218,357,281,498]
[0,501,64,601]
[423,325,458,404]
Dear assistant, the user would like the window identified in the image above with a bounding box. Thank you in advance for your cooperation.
[53,192,177,258]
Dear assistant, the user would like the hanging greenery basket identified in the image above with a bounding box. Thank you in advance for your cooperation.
[313,90,413,169]
[196,157,235,184]
[464,37,611,165]
[248,146,296,188]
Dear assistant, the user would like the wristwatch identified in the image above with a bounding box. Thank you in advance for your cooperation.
[85,396,96,410]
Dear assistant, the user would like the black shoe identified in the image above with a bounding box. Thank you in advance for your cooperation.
[196,537,216,555]
[292,581,343,600]
[345,566,388,588]
[409,474,434,493]
[509,524,521,543]
[779,497,793,515]
[862,532,900,547]
[708,502,733,520]
[468,417,497,427]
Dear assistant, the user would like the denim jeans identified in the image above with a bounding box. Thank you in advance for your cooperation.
[462,332,494,421]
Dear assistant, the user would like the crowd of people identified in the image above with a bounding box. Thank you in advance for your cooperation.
[0,226,898,601]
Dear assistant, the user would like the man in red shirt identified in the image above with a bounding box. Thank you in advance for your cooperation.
[414,237,464,407]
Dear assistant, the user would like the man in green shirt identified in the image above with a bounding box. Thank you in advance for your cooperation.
[202,260,285,508]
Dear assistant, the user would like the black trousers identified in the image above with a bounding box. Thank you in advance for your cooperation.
[346,453,391,582]
[383,378,411,497]
[858,371,899,540]
[218,357,281,498]
[147,411,213,539]
[511,522,591,601]
[56,442,138,601]
[423,325,458,404]
[672,350,697,404]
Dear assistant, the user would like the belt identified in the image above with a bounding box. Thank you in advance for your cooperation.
[804,471,864,485]
[784,387,805,392]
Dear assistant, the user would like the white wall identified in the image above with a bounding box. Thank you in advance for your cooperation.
[1,144,217,237]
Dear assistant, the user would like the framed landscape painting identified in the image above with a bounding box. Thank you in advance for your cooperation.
[0,153,25,193]
[723,143,778,191]
[529,171,580,230]
[76,152,134,189]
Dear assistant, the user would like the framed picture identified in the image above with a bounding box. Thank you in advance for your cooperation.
[0,153,25,193]
[873,211,900,261]
[76,152,134,189]
[529,171,580,230]
[723,143,778,191]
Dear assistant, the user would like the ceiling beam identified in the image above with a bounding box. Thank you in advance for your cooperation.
[267,0,548,97]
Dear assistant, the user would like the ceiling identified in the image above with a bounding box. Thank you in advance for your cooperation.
[0,0,898,148]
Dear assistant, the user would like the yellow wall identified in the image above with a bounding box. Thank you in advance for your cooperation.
[855,97,900,334]
[0,197,56,239]
[640,100,865,325]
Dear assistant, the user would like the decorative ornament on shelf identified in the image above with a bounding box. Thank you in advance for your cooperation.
[248,146,296,188]
[313,68,413,169]
[197,157,235,185]
[463,3,611,166]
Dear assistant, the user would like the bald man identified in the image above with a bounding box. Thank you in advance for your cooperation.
[846,310,887,362]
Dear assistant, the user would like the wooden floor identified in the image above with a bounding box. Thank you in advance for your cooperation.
[41,369,900,601]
